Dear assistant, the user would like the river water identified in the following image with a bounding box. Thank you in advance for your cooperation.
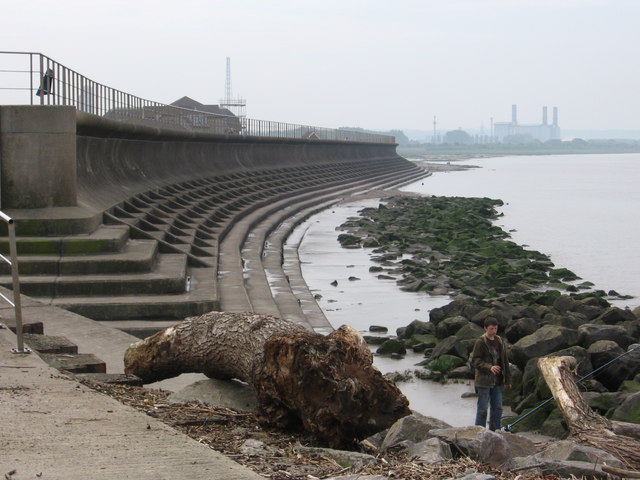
[287,153,640,427]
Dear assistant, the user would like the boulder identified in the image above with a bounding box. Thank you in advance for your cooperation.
[363,335,391,345]
[521,346,591,400]
[429,298,471,324]
[429,336,468,361]
[380,412,451,451]
[623,319,640,339]
[578,324,635,350]
[455,322,485,342]
[397,319,434,339]
[587,341,640,391]
[376,339,407,355]
[553,295,580,314]
[504,317,538,344]
[448,364,473,379]
[611,390,640,423]
[471,308,510,329]
[429,426,520,468]
[435,316,469,339]
[596,307,637,325]
[538,440,623,466]
[539,408,568,439]
[405,437,452,463]
[543,312,588,329]
[295,445,377,469]
[369,325,389,333]
[573,302,606,321]
[510,325,580,369]
[583,391,627,415]
[512,440,624,480]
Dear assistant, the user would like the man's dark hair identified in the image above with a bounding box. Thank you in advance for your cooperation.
[484,317,498,327]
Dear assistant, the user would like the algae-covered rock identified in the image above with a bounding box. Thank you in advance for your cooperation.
[611,391,640,423]
[425,354,465,374]
[539,408,568,439]
[376,339,407,355]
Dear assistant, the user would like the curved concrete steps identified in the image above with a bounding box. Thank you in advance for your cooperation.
[1,157,428,336]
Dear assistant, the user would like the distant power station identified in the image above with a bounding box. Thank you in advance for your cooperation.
[493,105,561,142]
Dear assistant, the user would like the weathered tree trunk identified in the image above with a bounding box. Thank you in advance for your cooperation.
[125,311,411,447]
[538,356,640,469]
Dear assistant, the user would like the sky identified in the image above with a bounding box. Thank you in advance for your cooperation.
[2,0,639,135]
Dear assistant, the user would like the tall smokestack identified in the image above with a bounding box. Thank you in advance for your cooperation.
[512,104,518,125]
[553,106,558,126]
[542,106,548,125]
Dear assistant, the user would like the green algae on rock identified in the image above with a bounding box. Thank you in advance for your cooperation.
[337,196,581,301]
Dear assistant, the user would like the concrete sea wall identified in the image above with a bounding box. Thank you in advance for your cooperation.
[1,105,401,215]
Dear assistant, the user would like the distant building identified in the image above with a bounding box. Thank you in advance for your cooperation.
[493,105,561,142]
[104,96,242,134]
[170,96,242,133]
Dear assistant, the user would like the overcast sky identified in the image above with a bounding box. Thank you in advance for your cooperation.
[3,0,639,134]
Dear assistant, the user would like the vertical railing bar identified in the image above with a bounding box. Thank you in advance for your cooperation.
[38,54,44,106]
[29,53,34,105]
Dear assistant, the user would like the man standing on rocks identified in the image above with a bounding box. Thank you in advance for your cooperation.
[471,317,511,431]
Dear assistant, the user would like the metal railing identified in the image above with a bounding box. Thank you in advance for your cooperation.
[0,51,394,144]
[0,211,29,354]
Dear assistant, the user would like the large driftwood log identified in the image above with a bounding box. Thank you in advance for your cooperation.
[538,356,640,469]
[124,311,411,447]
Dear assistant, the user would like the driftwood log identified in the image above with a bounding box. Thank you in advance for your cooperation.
[124,311,410,447]
[538,355,640,469]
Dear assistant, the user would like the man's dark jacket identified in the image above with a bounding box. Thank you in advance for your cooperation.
[471,334,511,388]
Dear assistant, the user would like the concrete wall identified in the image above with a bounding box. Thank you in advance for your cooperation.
[0,106,78,209]
[1,106,400,213]
[75,112,400,212]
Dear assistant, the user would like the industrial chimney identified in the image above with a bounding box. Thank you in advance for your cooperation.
[542,106,548,125]
[553,107,558,126]
[512,104,518,125]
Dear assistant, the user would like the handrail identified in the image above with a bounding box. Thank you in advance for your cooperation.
[0,211,30,354]
[0,51,394,144]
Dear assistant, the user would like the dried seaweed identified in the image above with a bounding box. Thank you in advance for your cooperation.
[81,380,553,480]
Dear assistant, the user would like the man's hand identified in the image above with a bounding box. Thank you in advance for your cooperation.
[490,365,501,375]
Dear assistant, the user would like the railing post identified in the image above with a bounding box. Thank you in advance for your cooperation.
[0,212,30,354]
[8,221,27,353]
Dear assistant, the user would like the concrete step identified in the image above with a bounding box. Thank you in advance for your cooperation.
[48,266,217,321]
[1,253,187,297]
[23,333,78,354]
[0,206,102,236]
[38,352,107,374]
[0,224,130,256]
[0,239,158,276]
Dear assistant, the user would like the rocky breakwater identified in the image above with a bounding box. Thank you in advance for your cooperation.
[334,194,640,475]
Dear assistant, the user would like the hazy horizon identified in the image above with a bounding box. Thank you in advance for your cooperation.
[3,0,639,133]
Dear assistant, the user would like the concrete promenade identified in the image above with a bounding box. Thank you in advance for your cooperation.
[0,324,264,479]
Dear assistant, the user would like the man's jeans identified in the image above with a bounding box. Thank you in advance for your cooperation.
[475,386,503,431]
